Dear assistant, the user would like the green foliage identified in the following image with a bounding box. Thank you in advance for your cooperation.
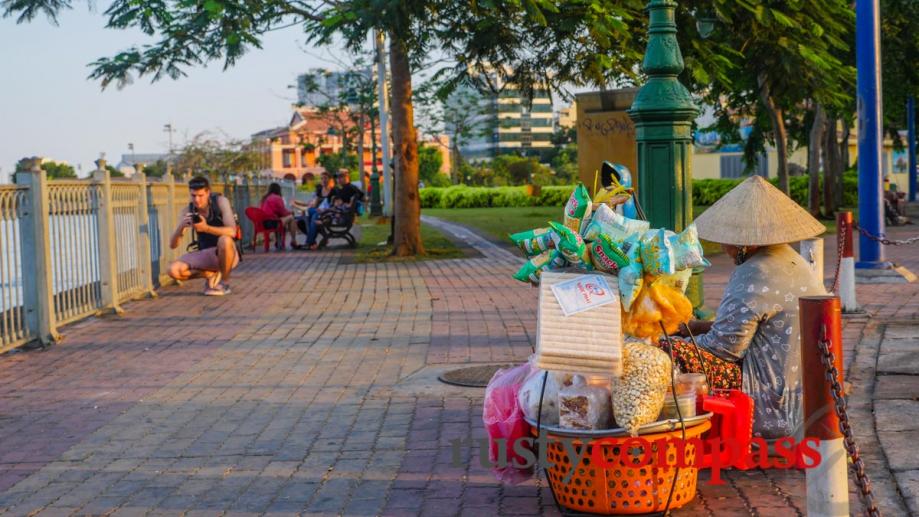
[420,185,574,209]
[15,157,77,179]
[106,164,124,177]
[175,134,262,177]
[418,145,450,187]
[881,0,919,137]
[423,171,860,211]
[317,152,358,176]
[143,160,169,178]
[693,171,858,208]
[678,0,856,179]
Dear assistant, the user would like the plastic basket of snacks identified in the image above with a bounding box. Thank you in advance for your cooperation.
[487,177,718,515]
[519,340,712,515]
[530,417,711,514]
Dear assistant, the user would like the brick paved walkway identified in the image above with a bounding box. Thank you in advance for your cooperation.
[1,210,917,516]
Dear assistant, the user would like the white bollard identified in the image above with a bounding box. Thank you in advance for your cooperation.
[801,296,851,517]
[836,212,859,312]
[806,439,850,516]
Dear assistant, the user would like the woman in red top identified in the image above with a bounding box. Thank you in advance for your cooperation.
[260,183,302,249]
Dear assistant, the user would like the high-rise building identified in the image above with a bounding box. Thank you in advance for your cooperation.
[446,79,554,161]
[296,68,373,108]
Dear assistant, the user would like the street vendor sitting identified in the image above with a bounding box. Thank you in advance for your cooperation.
[668,176,827,439]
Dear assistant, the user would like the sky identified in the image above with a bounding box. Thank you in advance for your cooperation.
[0,7,340,182]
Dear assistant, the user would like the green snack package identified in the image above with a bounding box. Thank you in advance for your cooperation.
[617,234,644,310]
[509,227,557,256]
[513,250,566,284]
[639,228,677,276]
[589,234,630,274]
[563,183,592,234]
[548,221,593,269]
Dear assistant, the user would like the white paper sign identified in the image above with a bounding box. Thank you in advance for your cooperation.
[550,274,617,317]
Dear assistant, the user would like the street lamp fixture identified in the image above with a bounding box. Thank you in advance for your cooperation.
[694,8,717,39]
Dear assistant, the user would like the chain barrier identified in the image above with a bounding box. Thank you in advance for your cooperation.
[853,222,919,246]
[817,325,881,517]
[831,222,846,294]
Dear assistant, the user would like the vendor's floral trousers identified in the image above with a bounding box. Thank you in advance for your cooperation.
[659,337,742,390]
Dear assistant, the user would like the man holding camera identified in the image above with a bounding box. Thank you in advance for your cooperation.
[168,176,239,296]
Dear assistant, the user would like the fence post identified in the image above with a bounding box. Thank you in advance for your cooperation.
[836,211,858,312]
[800,296,849,517]
[92,160,124,315]
[15,159,60,345]
[134,165,157,298]
[800,238,824,284]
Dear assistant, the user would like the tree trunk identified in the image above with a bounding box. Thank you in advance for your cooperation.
[451,140,464,184]
[758,74,790,194]
[388,37,424,256]
[833,120,852,207]
[808,103,826,217]
[822,117,840,216]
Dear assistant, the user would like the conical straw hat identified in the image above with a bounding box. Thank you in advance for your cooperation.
[694,176,825,246]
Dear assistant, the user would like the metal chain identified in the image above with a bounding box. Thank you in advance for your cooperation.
[817,325,881,517]
[831,221,846,294]
[853,222,919,246]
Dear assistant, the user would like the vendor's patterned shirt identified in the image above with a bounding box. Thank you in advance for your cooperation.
[696,243,826,439]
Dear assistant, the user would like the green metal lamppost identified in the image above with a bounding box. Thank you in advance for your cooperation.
[629,0,710,318]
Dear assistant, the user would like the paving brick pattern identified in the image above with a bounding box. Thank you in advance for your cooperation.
[2,213,918,515]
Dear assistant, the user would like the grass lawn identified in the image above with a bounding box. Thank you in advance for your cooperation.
[424,206,563,241]
[352,219,466,263]
[426,205,728,257]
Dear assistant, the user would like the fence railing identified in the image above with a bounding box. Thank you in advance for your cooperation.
[0,159,298,353]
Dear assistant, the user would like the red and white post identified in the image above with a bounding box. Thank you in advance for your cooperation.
[836,212,858,312]
[800,296,849,517]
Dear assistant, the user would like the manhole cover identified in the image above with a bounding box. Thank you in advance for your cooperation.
[437,364,512,388]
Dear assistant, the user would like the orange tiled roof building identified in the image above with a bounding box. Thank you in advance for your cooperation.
[251,107,381,182]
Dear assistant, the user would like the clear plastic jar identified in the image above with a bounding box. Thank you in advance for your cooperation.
[676,373,710,413]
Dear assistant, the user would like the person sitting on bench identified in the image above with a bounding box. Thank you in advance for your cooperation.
[334,170,364,214]
[294,170,338,250]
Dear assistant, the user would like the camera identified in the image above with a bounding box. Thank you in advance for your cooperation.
[189,203,203,224]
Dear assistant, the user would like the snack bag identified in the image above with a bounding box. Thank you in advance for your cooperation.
[563,183,592,234]
[582,203,650,243]
[483,363,535,484]
[588,234,629,274]
[647,279,693,335]
[617,234,644,310]
[669,223,710,271]
[518,369,574,425]
[656,268,693,294]
[513,250,565,284]
[548,221,593,270]
[621,286,663,339]
[639,229,677,276]
[558,375,612,430]
[509,227,557,256]
[611,342,672,436]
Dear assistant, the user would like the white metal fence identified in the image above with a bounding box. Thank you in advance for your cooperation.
[0,159,297,353]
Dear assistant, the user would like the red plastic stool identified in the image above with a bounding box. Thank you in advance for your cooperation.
[698,389,756,470]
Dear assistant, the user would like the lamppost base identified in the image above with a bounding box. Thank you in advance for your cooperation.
[854,260,894,269]
[855,264,917,284]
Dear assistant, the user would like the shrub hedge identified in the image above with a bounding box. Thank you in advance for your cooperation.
[421,171,859,209]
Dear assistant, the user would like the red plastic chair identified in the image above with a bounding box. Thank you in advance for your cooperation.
[244,207,286,252]
[699,389,756,470]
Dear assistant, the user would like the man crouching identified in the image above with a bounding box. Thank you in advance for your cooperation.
[168,176,239,296]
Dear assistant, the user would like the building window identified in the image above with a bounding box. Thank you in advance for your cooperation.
[282,149,294,168]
